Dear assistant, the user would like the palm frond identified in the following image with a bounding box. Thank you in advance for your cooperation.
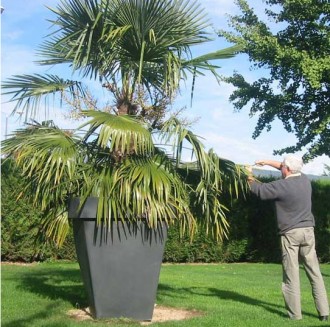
[42,210,70,246]
[2,121,82,209]
[159,116,208,170]
[106,156,194,227]
[181,44,243,104]
[1,74,85,118]
[80,110,154,154]
[38,0,214,97]
[183,44,243,67]
[157,116,249,241]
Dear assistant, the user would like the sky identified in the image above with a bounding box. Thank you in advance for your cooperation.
[1,0,329,175]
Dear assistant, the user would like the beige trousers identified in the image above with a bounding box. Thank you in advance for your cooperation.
[281,227,329,320]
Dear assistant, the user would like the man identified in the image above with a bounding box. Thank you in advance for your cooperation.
[247,155,329,321]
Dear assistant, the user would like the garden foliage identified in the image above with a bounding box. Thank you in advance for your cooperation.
[2,160,329,263]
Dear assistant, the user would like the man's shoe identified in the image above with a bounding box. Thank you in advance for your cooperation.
[319,316,328,321]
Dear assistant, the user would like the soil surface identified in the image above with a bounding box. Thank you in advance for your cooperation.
[67,306,203,325]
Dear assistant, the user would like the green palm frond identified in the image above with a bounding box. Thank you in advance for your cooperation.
[181,44,243,103]
[1,74,85,118]
[42,0,110,74]
[43,210,70,246]
[80,110,154,154]
[109,156,191,224]
[2,122,82,209]
[73,153,195,232]
[159,116,208,170]
[36,0,214,98]
[183,44,243,68]
[217,156,250,199]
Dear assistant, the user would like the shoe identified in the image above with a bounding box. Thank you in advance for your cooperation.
[319,315,328,321]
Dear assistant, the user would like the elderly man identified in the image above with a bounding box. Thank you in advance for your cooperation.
[247,155,329,321]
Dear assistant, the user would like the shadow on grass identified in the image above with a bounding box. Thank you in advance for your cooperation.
[2,266,88,327]
[157,284,318,320]
[209,288,286,317]
[13,267,87,307]
[2,303,69,327]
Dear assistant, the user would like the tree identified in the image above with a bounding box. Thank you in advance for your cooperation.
[1,0,246,243]
[219,0,330,160]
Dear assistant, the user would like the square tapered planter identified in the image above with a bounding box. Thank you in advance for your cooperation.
[68,197,167,320]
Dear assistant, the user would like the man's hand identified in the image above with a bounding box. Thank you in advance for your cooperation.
[255,160,266,166]
[245,165,255,183]
[245,165,253,174]
[254,159,282,170]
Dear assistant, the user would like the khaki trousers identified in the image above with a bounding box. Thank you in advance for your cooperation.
[281,227,329,320]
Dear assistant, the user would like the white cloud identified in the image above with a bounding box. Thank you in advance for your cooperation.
[201,132,267,163]
[1,45,39,78]
[300,156,330,176]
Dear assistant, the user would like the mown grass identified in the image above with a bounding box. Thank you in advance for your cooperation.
[1,262,329,327]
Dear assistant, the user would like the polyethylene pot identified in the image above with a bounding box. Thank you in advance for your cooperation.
[68,197,167,321]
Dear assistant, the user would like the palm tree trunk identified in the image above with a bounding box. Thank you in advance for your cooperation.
[117,100,137,116]
[117,102,130,115]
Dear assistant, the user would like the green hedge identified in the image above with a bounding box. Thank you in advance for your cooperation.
[1,159,76,262]
[2,159,329,263]
[310,179,330,262]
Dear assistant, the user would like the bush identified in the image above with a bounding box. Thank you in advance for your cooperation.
[164,225,224,263]
[1,159,76,262]
[164,224,250,263]
[311,180,330,262]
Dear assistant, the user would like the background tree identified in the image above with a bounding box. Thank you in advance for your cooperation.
[219,0,330,160]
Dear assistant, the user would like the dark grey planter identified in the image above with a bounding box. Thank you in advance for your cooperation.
[68,197,168,321]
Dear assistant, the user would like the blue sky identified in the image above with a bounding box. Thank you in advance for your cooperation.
[1,0,329,175]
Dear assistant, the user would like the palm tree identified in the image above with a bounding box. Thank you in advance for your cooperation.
[2,0,246,243]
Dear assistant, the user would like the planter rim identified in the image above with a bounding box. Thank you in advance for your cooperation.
[68,197,171,222]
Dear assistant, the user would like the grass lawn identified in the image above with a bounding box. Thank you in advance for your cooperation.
[1,262,329,327]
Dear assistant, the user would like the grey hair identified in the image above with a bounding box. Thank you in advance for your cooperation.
[283,155,303,173]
